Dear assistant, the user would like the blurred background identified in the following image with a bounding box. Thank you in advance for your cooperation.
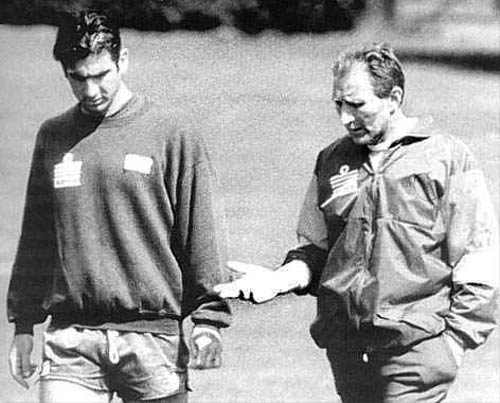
[1,1,499,402]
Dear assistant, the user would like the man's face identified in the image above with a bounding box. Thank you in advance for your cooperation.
[65,50,127,116]
[332,64,393,146]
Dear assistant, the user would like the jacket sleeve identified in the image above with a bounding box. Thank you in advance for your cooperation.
[284,175,329,295]
[443,142,499,349]
[171,129,231,329]
[7,126,57,334]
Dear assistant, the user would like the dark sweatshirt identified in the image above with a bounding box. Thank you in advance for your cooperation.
[7,95,231,335]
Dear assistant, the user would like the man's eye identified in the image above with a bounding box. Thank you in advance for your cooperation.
[70,75,86,82]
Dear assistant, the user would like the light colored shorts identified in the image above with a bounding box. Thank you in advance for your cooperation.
[40,326,189,401]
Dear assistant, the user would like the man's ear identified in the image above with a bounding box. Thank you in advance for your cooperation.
[118,48,129,74]
[389,86,404,113]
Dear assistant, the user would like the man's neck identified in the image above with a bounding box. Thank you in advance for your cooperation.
[369,113,418,152]
[80,83,134,118]
[106,84,133,117]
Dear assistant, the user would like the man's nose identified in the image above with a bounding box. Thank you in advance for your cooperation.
[83,79,99,98]
[340,106,355,126]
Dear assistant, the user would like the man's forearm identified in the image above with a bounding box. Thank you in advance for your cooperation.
[275,260,312,293]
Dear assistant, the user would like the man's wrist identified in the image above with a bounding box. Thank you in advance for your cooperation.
[275,260,312,293]
[14,322,34,336]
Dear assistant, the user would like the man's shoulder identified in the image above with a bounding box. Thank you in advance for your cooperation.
[147,101,205,150]
[421,131,474,160]
[408,116,471,152]
[144,98,199,135]
[39,106,78,133]
[318,136,359,161]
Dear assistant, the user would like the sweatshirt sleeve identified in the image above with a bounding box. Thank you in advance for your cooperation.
[442,141,499,349]
[7,126,57,334]
[170,129,231,329]
[283,175,329,295]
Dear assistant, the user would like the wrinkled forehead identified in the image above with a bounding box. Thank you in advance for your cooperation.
[64,49,116,74]
[332,63,376,100]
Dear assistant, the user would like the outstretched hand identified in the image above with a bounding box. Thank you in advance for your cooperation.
[214,261,283,303]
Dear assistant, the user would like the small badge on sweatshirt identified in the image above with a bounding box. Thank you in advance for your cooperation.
[320,165,359,208]
[54,153,82,189]
[123,154,153,175]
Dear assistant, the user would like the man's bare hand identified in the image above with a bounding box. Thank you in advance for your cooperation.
[9,334,37,389]
[214,261,283,303]
[189,326,222,370]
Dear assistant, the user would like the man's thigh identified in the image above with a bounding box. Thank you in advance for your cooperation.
[381,334,459,403]
[111,331,189,401]
[326,334,459,403]
[39,379,111,403]
[127,391,188,403]
[326,348,384,403]
[39,380,188,403]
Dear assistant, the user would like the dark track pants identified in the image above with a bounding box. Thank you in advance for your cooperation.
[326,334,459,403]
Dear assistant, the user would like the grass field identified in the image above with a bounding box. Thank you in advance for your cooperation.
[0,24,499,402]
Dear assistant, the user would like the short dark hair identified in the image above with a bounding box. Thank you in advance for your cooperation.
[53,10,121,68]
[333,43,405,101]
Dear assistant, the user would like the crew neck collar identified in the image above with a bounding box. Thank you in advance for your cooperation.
[74,94,148,128]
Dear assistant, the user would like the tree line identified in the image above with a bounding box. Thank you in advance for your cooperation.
[0,0,366,33]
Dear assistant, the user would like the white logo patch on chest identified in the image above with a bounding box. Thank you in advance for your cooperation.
[320,165,359,208]
[54,153,82,188]
[123,154,153,175]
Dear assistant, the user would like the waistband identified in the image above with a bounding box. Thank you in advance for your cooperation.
[50,314,182,335]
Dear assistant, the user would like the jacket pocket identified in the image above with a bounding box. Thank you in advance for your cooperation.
[386,173,442,228]
[375,308,446,347]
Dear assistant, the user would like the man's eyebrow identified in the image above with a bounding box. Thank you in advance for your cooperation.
[332,96,363,106]
[67,69,111,79]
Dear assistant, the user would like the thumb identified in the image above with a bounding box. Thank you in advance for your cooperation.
[20,351,34,378]
[194,335,213,350]
[227,261,270,275]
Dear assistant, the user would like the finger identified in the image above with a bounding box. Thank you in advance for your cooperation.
[8,351,29,389]
[199,341,222,369]
[192,344,211,369]
[205,345,221,369]
[251,292,268,304]
[240,287,253,300]
[227,261,270,275]
[194,335,213,350]
[20,350,34,379]
[213,283,244,298]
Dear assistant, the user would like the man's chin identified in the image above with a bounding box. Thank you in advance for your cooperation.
[81,103,108,117]
[350,134,371,145]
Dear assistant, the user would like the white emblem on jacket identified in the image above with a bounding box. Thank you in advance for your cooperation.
[320,165,359,209]
[123,154,153,175]
[54,153,82,188]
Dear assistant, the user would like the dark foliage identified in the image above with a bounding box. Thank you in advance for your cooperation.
[0,0,366,33]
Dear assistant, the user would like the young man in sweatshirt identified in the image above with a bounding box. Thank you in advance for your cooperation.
[7,10,231,403]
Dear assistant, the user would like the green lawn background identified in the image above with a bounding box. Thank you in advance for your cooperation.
[0,24,498,402]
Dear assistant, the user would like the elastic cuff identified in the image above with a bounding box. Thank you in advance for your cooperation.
[192,325,221,342]
[15,322,34,335]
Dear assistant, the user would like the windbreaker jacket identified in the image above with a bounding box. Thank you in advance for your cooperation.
[286,122,499,351]
[7,96,231,335]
